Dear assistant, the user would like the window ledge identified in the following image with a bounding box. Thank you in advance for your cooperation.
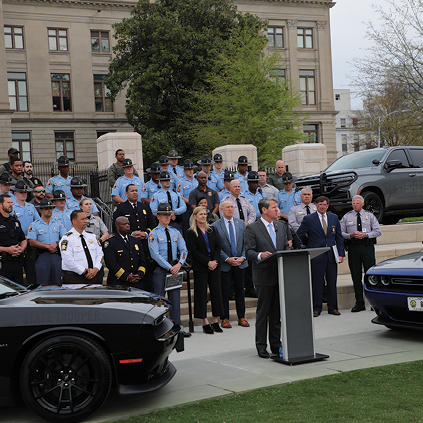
[49,50,70,54]
[91,52,112,57]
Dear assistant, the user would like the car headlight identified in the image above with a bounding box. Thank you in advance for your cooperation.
[381,276,390,286]
[368,275,379,286]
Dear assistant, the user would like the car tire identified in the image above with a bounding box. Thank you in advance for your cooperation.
[362,191,384,222]
[20,333,112,423]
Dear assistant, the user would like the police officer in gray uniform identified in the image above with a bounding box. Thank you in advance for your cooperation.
[148,203,191,337]
[341,195,382,312]
[27,198,66,285]
[220,180,256,225]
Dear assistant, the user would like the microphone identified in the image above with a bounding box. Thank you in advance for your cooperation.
[288,223,306,249]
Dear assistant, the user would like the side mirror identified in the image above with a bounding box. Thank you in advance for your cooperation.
[372,159,380,165]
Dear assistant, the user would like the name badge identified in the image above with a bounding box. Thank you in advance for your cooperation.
[362,228,367,233]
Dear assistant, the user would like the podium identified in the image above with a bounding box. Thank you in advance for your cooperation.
[262,247,330,365]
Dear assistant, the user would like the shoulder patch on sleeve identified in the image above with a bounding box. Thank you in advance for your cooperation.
[61,240,68,251]
[103,241,109,248]
[65,231,72,236]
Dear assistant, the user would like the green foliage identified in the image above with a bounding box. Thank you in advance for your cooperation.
[106,0,265,166]
[187,31,305,167]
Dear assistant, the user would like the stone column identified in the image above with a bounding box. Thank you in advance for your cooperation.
[282,143,327,177]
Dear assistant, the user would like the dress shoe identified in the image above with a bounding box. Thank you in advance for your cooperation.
[203,324,214,334]
[313,311,320,317]
[238,318,250,327]
[183,331,192,337]
[351,304,366,313]
[211,322,223,333]
[221,319,232,329]
[257,349,270,359]
[328,309,341,316]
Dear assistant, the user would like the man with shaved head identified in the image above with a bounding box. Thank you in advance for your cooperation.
[268,160,286,191]
[188,170,220,214]
[103,216,146,288]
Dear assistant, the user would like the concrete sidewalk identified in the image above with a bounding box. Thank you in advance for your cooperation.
[4,311,423,423]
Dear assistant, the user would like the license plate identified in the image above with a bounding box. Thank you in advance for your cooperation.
[407,297,423,311]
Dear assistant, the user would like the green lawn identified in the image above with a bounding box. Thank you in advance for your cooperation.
[401,217,423,222]
[115,361,423,423]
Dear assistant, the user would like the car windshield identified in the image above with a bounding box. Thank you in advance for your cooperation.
[0,277,26,296]
[324,150,386,172]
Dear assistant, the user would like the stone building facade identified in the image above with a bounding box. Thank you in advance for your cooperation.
[0,0,337,166]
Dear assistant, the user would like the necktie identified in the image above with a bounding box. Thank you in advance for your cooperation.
[236,198,245,220]
[268,223,277,249]
[173,167,177,175]
[321,214,327,235]
[165,227,173,263]
[133,203,137,211]
[166,191,172,207]
[228,221,237,257]
[123,236,128,244]
[306,205,310,215]
[357,212,362,231]
[80,234,94,269]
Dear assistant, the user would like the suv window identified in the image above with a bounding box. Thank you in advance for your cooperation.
[324,150,386,172]
[409,149,423,168]
[386,149,410,168]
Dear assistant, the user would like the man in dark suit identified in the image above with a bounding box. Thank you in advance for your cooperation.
[297,196,345,317]
[244,197,290,359]
[213,200,249,329]
[113,183,156,291]
[103,216,146,288]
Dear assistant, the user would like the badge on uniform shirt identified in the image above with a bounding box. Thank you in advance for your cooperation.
[88,238,93,243]
[332,226,335,234]
[135,244,139,250]
[104,241,109,248]
[136,182,139,185]
[313,207,316,211]
[366,216,369,220]
[61,240,68,251]
[208,192,212,196]
[143,209,146,215]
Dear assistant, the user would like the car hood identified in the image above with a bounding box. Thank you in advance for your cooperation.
[367,250,423,277]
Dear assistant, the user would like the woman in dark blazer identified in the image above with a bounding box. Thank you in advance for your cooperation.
[186,206,224,334]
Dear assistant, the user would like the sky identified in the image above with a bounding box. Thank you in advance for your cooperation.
[330,0,390,109]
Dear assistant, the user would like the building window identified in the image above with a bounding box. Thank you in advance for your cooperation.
[299,70,316,105]
[342,134,347,154]
[267,27,283,48]
[4,26,24,49]
[52,74,71,112]
[303,124,318,143]
[12,132,31,161]
[354,135,360,152]
[270,69,285,83]
[297,28,313,49]
[91,30,110,53]
[335,93,340,100]
[340,118,346,128]
[94,75,113,112]
[48,28,68,51]
[8,72,28,111]
[55,132,75,161]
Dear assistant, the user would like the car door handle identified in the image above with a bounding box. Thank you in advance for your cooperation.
[409,173,417,177]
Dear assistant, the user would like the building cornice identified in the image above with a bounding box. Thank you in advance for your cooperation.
[237,0,336,7]
[3,0,137,9]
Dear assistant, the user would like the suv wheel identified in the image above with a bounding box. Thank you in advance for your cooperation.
[362,191,384,222]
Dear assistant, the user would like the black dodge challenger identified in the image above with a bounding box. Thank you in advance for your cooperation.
[0,277,183,422]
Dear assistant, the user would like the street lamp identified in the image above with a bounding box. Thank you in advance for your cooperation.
[377,109,410,148]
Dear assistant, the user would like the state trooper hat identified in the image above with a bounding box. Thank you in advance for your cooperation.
[282,171,293,183]
[154,202,173,214]
[8,147,19,155]
[183,159,196,170]
[68,177,87,188]
[11,180,32,193]
[55,155,71,167]
[167,149,181,159]
[235,155,251,165]
[159,155,169,166]
[158,171,171,181]
[247,171,260,182]
[213,153,223,162]
[39,198,54,209]
[0,172,13,185]
[197,155,214,165]
[52,190,66,200]
[122,158,135,168]
[223,170,235,180]
[146,162,161,174]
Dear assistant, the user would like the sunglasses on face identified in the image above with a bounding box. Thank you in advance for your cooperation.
[35,190,46,193]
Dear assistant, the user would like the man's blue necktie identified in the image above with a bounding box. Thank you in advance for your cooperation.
[268,223,277,249]
[228,220,238,257]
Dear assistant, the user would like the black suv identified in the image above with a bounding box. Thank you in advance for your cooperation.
[295,146,423,224]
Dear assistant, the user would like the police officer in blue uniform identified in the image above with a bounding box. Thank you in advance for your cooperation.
[243,171,265,217]
[45,155,73,199]
[276,171,301,221]
[179,159,198,234]
[65,177,99,215]
[111,158,147,204]
[52,190,73,230]
[219,170,234,201]
[168,150,185,179]
[27,198,66,285]
[103,216,146,288]
[148,203,191,337]
[234,155,250,193]
[211,153,225,187]
[144,162,162,202]
[197,155,224,192]
[150,171,186,233]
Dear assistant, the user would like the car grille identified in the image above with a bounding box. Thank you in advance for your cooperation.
[386,306,423,323]
[391,277,423,286]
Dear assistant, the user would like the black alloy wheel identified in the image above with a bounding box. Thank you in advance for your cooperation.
[362,191,384,222]
[20,333,112,423]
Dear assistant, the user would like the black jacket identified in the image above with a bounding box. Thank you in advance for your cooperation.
[185,226,220,272]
